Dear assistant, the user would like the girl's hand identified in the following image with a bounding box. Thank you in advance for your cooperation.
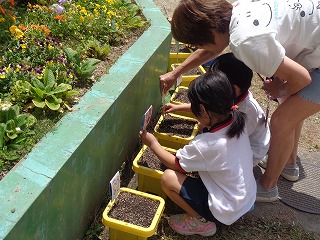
[139,130,158,148]
[159,71,177,94]
[262,76,288,99]
[163,103,177,114]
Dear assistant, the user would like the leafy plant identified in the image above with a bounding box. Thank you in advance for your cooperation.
[63,47,101,81]
[0,102,36,148]
[21,67,78,111]
[84,39,111,60]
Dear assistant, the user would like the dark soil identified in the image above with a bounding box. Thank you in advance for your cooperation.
[172,87,189,103]
[172,63,202,76]
[157,114,195,138]
[107,191,160,228]
[138,147,167,171]
[170,43,194,53]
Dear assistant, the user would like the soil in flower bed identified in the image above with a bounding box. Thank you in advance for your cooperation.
[170,43,195,53]
[172,88,189,103]
[138,147,168,171]
[157,114,195,138]
[107,191,160,228]
[172,64,202,76]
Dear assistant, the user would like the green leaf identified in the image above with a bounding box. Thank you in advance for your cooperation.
[65,90,79,98]
[31,86,45,99]
[52,83,72,94]
[45,97,61,111]
[16,114,37,129]
[6,132,18,140]
[63,47,81,64]
[43,68,55,90]
[32,98,46,108]
[0,124,5,148]
[31,78,45,90]
[5,105,19,122]
[4,119,16,133]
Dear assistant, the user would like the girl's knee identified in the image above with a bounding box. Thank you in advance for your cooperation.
[161,169,178,189]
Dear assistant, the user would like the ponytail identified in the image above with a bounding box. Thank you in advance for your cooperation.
[227,109,246,138]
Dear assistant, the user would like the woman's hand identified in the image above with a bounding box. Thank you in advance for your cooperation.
[159,71,178,94]
[139,130,158,148]
[262,76,288,99]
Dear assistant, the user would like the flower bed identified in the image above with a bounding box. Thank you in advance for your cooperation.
[0,0,171,238]
[0,0,148,177]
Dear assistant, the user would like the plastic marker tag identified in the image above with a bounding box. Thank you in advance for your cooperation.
[176,74,182,86]
[141,105,153,130]
[109,171,120,200]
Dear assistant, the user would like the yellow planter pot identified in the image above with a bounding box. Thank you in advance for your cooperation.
[168,52,192,70]
[170,63,206,75]
[132,145,177,198]
[102,187,165,240]
[170,86,195,119]
[154,113,198,149]
[180,75,199,88]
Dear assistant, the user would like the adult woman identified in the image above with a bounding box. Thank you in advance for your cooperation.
[160,0,320,202]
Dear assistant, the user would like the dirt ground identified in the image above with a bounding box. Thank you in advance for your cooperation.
[151,0,320,236]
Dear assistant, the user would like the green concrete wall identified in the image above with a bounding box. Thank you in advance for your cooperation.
[0,0,171,239]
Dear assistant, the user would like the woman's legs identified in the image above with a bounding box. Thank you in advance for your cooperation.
[259,94,320,191]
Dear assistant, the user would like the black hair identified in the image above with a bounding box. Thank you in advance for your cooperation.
[210,53,253,93]
[188,71,246,138]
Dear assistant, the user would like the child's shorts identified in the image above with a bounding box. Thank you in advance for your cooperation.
[298,68,320,104]
[180,176,219,223]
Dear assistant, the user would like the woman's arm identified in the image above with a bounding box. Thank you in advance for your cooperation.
[160,49,218,93]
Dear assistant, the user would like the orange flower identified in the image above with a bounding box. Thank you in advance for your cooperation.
[8,0,15,6]
[18,24,26,31]
[29,24,51,36]
[40,25,51,35]
[0,6,6,15]
[54,15,66,21]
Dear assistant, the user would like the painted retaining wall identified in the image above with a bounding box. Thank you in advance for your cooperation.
[0,0,171,239]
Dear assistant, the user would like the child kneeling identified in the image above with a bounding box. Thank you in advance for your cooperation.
[139,71,256,236]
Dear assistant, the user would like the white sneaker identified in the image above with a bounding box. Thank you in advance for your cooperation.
[258,156,299,182]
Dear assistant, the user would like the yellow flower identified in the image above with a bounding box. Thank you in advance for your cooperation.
[80,7,87,15]
[37,75,43,79]
[94,9,98,15]
[107,10,115,17]
[79,16,84,22]
[4,66,10,73]
[0,18,5,23]
[0,74,5,79]
[9,25,24,39]
[48,45,54,51]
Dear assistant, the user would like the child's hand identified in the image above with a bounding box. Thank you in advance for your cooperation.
[163,103,177,114]
[139,130,158,147]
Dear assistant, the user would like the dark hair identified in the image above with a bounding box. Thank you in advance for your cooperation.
[188,71,246,138]
[171,0,232,46]
[210,53,253,93]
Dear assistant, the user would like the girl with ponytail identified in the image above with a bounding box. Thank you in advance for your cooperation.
[139,71,256,236]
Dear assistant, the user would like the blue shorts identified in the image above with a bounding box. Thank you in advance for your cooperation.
[180,176,219,224]
[298,68,320,104]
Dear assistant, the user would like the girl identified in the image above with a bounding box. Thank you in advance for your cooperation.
[140,71,256,236]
